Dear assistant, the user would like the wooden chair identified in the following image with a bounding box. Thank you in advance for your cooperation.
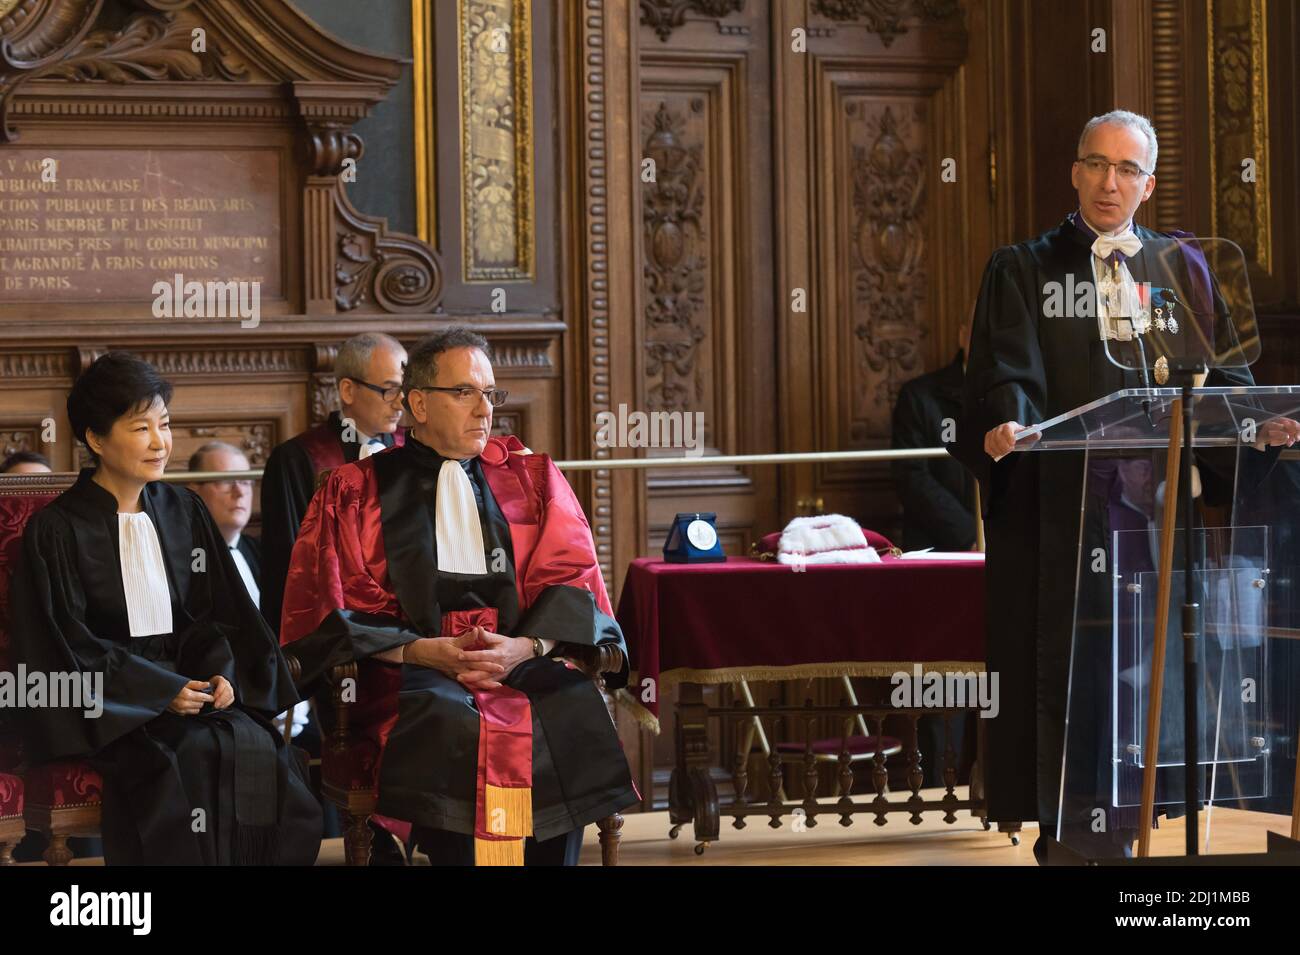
[0,772,23,865]
[280,642,626,866]
[0,475,105,865]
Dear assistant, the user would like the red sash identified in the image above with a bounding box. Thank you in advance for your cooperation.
[442,607,534,866]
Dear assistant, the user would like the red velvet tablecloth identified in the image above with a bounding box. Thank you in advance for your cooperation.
[616,555,985,728]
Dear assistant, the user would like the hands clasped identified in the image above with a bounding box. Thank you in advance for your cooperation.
[168,675,233,715]
[403,626,536,690]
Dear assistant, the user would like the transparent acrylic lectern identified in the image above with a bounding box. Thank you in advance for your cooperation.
[1010,237,1300,860]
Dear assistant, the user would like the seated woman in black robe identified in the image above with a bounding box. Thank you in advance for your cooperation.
[10,352,321,865]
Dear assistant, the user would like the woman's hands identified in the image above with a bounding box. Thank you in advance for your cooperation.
[403,627,537,690]
[167,675,232,715]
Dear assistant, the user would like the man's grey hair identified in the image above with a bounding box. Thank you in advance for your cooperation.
[401,327,492,407]
[188,440,246,472]
[1078,110,1158,172]
[335,332,406,385]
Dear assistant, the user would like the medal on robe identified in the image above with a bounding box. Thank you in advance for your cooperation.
[1166,300,1179,335]
[1155,306,1166,332]
[1155,355,1170,385]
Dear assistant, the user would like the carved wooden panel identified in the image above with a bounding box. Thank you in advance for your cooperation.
[1207,0,1271,275]
[638,28,778,564]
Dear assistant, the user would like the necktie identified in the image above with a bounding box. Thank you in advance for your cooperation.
[358,437,385,460]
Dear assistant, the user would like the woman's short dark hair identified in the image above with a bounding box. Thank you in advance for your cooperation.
[67,352,174,459]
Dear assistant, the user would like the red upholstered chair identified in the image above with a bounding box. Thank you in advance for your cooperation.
[0,474,104,865]
[282,646,627,867]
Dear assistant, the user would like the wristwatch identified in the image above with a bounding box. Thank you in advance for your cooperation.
[529,636,545,658]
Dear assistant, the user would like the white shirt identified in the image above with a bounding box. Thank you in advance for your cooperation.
[227,533,260,606]
[1080,213,1145,342]
[118,511,173,637]
[357,431,385,460]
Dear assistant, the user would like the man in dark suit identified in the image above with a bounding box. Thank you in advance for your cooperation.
[891,317,977,788]
[187,441,262,604]
[892,316,977,553]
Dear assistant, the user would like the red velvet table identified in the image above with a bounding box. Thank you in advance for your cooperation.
[616,554,996,851]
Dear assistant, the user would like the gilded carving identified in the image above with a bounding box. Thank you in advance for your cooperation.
[1207,0,1270,272]
[459,0,534,281]
[641,101,706,413]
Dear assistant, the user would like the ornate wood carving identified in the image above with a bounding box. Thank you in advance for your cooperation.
[811,0,959,47]
[0,3,247,141]
[0,428,40,457]
[173,419,274,466]
[335,183,443,313]
[1207,0,1271,272]
[846,101,926,441]
[1148,0,1187,232]
[642,100,706,413]
[458,0,534,281]
[639,0,745,42]
[574,0,615,583]
[0,0,445,316]
[0,351,73,378]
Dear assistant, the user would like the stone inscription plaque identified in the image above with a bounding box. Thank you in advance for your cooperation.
[0,148,282,303]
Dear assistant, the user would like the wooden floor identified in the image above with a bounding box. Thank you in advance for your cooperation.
[23,787,1295,865]
[319,787,1297,866]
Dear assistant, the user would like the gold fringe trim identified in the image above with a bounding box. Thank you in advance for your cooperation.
[616,688,661,735]
[484,783,532,838]
[475,836,524,866]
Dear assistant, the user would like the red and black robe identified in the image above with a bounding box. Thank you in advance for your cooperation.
[279,434,636,864]
[259,410,404,635]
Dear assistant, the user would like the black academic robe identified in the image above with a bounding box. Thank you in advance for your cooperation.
[949,217,1272,840]
[280,435,637,858]
[259,410,398,637]
[234,533,261,581]
[892,349,976,551]
[9,471,322,865]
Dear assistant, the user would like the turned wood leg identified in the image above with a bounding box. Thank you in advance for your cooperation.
[597,813,623,866]
[0,841,15,866]
[44,832,73,866]
[342,811,372,866]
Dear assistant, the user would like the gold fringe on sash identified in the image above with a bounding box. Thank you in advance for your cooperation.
[484,782,533,837]
[474,836,525,866]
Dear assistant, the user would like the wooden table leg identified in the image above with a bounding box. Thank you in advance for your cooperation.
[670,682,719,852]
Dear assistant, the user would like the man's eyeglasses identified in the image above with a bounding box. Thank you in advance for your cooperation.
[346,378,403,403]
[1077,154,1152,182]
[414,385,508,407]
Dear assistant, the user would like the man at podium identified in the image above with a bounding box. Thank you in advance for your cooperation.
[952,109,1300,863]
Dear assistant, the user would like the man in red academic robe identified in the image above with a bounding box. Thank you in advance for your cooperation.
[259,332,408,637]
[279,328,637,865]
